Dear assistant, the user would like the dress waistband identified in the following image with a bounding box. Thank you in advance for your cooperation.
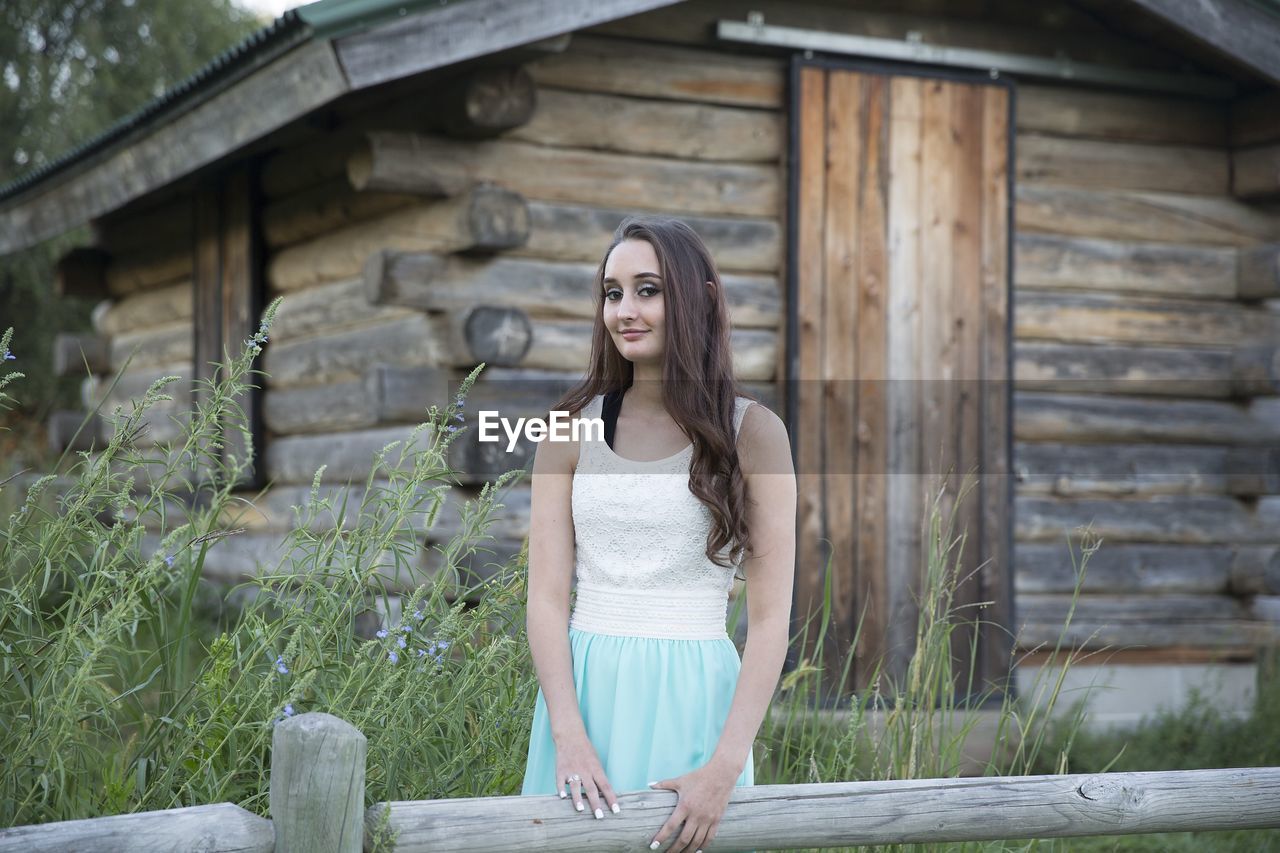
[569,580,730,640]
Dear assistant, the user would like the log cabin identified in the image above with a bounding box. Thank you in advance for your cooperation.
[3,0,1280,727]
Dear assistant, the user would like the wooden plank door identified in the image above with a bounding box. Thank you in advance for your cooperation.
[789,59,1013,706]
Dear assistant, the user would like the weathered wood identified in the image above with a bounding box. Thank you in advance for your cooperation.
[1238,243,1280,300]
[1014,441,1280,497]
[269,278,408,341]
[0,39,349,255]
[332,0,680,90]
[1015,184,1275,248]
[104,246,190,296]
[262,313,447,389]
[1014,541,1236,594]
[270,712,364,853]
[0,803,273,853]
[262,180,419,249]
[1230,90,1280,147]
[94,280,192,336]
[261,132,356,199]
[1014,290,1280,348]
[1016,84,1227,146]
[1016,616,1278,649]
[1232,143,1280,199]
[1015,494,1275,544]
[52,333,110,376]
[519,202,781,274]
[1229,545,1280,595]
[1014,391,1280,445]
[1122,0,1280,88]
[1017,134,1227,195]
[364,250,781,328]
[268,186,530,292]
[1016,233,1236,299]
[265,425,454,485]
[510,86,781,161]
[454,306,533,367]
[364,769,1280,851]
[54,246,110,299]
[425,65,537,138]
[110,322,191,372]
[347,131,781,217]
[80,364,191,410]
[1022,591,1250,624]
[528,33,783,108]
[47,409,103,453]
[1013,341,1280,398]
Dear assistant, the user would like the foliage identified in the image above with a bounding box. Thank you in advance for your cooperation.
[0,308,536,825]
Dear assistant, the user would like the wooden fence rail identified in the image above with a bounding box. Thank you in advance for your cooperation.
[3,711,1279,852]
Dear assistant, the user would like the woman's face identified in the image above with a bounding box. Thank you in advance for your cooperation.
[602,238,665,365]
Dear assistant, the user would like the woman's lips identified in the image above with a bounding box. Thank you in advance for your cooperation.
[620,330,648,339]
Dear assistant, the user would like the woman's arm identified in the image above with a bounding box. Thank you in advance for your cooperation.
[525,422,589,748]
[709,403,798,777]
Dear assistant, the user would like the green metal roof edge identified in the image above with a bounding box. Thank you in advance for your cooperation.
[0,0,467,208]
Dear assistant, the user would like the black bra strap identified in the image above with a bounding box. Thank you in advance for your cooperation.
[601,388,624,450]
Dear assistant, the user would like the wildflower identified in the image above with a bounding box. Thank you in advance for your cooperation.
[164,554,175,568]
[454,412,465,422]
[416,648,427,658]
[397,635,407,649]
[446,424,459,433]
[401,624,412,633]
[275,655,289,675]
[388,651,399,664]
[2,349,13,361]
[376,628,388,639]
[413,610,424,621]
[283,703,295,717]
[437,640,451,651]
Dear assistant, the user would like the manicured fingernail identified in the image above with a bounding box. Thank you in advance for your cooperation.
[559,791,566,799]
[594,807,603,819]
[611,803,620,814]
[649,843,660,851]
[576,802,584,812]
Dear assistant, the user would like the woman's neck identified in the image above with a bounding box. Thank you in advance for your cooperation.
[623,364,665,414]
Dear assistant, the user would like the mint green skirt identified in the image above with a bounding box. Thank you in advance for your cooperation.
[522,626,754,797]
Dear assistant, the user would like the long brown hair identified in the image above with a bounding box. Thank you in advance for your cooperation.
[553,216,754,577]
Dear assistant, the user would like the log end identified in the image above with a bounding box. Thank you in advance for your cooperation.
[464,185,530,252]
[1237,244,1280,301]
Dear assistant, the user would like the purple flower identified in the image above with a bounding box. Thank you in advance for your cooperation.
[401,624,412,633]
[416,648,427,658]
[413,610,424,621]
[376,628,388,639]
[388,651,399,664]
[283,703,294,717]
[164,554,175,568]
[275,655,289,675]
[397,635,407,649]
[446,424,459,433]
[3,350,14,361]
[454,412,465,423]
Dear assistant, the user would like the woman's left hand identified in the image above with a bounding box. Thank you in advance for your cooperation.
[646,759,740,852]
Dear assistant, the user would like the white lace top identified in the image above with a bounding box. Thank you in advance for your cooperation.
[568,394,755,640]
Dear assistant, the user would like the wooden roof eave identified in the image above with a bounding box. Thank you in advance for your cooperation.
[0,0,685,256]
[1115,0,1280,89]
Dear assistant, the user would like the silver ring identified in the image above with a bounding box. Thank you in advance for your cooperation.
[568,773,581,782]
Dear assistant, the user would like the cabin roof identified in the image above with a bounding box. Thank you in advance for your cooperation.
[2,0,1278,255]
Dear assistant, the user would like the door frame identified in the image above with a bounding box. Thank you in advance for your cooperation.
[783,52,1018,706]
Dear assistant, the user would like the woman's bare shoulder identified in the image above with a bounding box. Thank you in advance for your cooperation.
[737,401,792,476]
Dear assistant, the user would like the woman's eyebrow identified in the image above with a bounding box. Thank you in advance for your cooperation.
[602,272,663,284]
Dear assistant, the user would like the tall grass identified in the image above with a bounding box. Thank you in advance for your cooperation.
[0,310,537,825]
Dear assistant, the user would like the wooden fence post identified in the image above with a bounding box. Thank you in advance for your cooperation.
[270,711,366,853]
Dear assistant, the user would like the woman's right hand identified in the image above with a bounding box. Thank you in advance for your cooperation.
[555,734,621,819]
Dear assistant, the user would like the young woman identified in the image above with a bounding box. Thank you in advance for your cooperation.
[520,216,797,853]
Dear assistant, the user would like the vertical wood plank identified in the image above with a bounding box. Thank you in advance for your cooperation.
[885,75,925,691]
[919,78,957,526]
[221,166,264,489]
[950,81,987,693]
[980,84,1013,698]
[823,68,862,698]
[853,73,890,693]
[793,65,831,700]
[194,185,223,458]
[270,712,365,853]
